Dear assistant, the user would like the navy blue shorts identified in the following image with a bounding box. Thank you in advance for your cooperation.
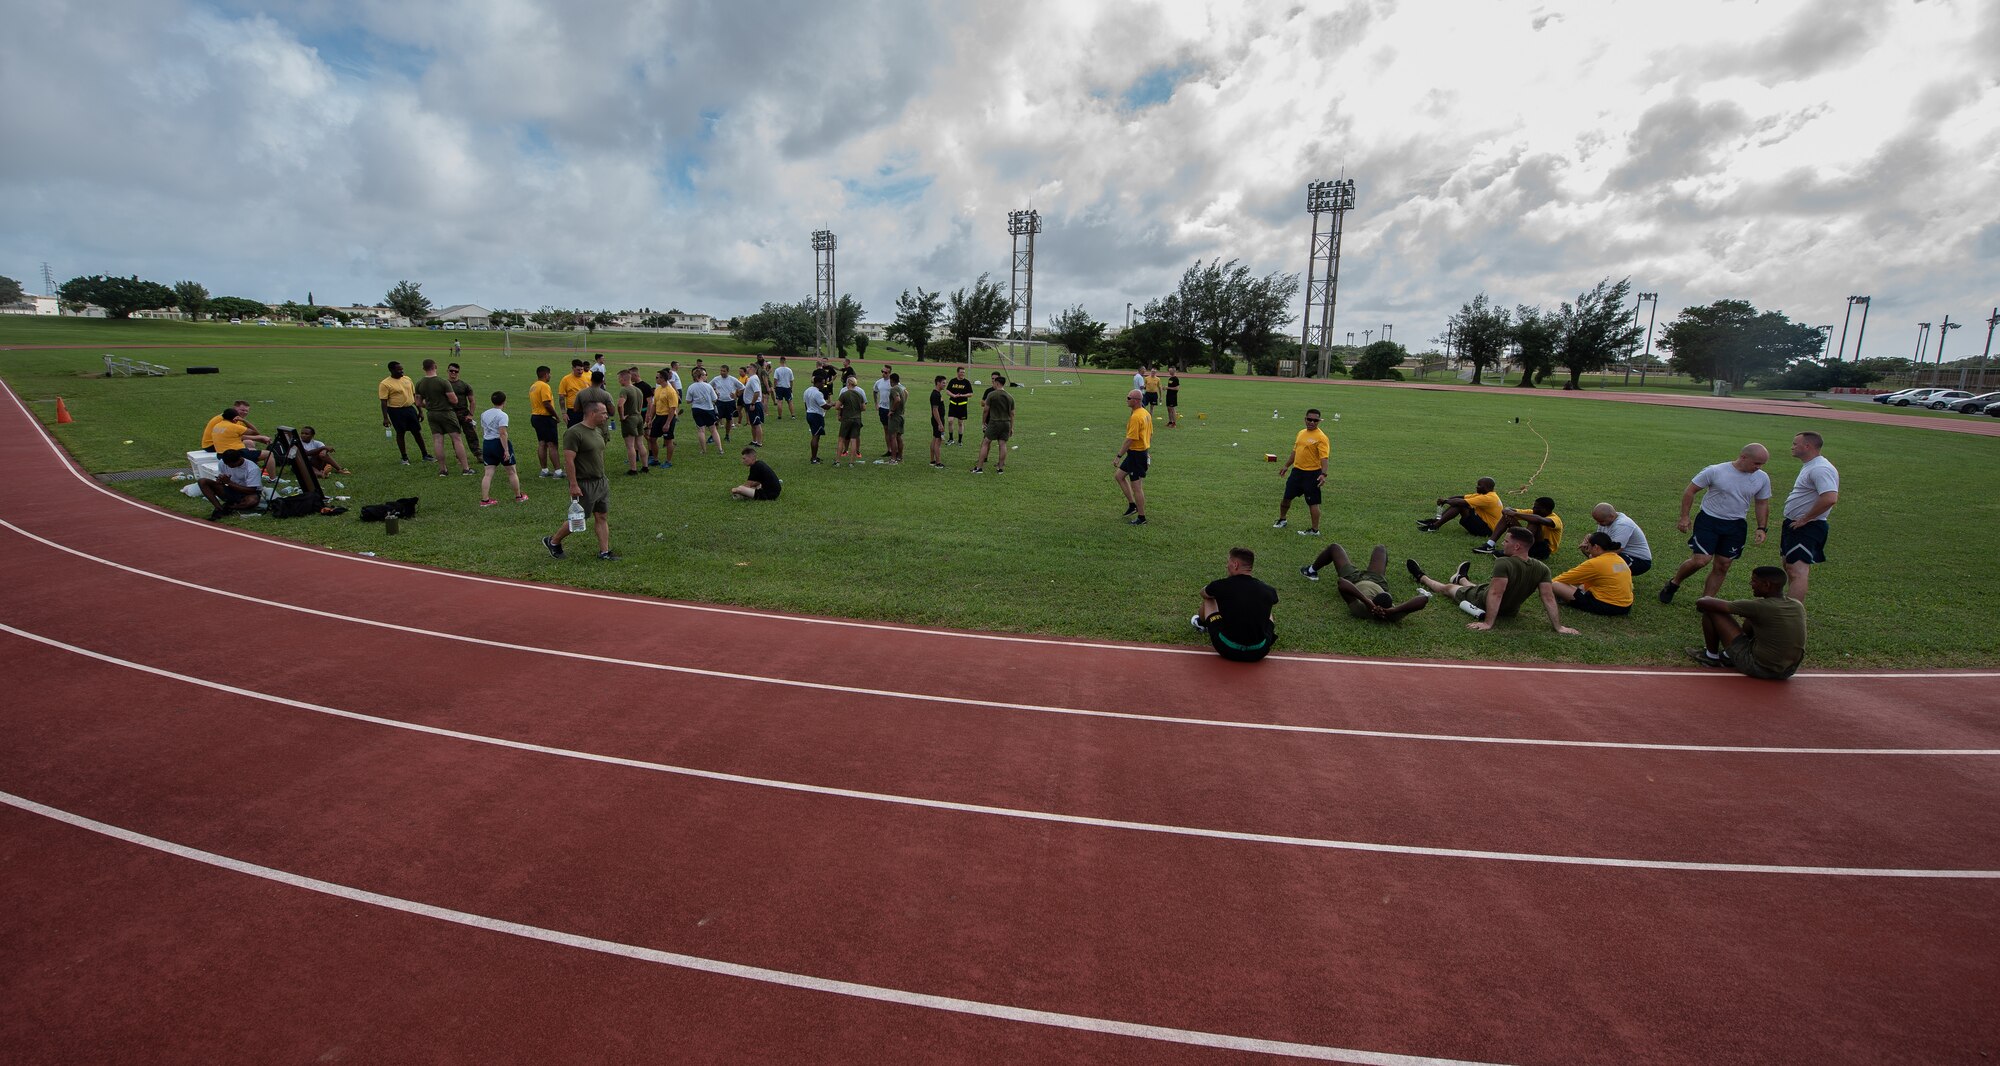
[806,412,825,437]
[1781,518,1828,565]
[692,409,717,428]
[1620,553,1653,577]
[481,438,514,467]
[1688,511,1748,560]
[775,387,793,401]
[531,414,559,443]
[1120,449,1149,480]
[1283,467,1322,505]
[748,403,765,426]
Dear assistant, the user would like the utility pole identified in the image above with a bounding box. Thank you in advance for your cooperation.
[1934,315,1961,387]
[1634,292,1659,386]
[1972,307,2000,393]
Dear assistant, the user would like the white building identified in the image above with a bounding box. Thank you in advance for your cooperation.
[431,303,493,328]
[0,293,61,316]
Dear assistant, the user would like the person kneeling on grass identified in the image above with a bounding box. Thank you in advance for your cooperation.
[199,449,264,520]
[1687,565,1806,679]
[1193,546,1278,662]
[730,447,781,500]
[1301,542,1429,622]
[1407,527,1579,635]
[1549,531,1634,616]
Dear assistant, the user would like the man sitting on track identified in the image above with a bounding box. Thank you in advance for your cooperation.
[1417,476,1504,540]
[1302,542,1429,622]
[1476,496,1563,560]
[1688,565,1807,679]
[1407,528,1579,635]
[1193,546,1278,662]
[1549,532,1635,617]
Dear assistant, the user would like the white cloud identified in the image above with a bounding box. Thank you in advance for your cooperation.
[2,0,1994,349]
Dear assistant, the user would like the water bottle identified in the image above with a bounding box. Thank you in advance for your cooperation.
[1272,409,1280,419]
[566,498,586,532]
[1459,600,1486,619]
[384,426,393,439]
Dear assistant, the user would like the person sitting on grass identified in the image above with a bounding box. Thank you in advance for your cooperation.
[730,447,782,500]
[1193,546,1278,662]
[1301,542,1430,622]
[1476,496,1563,560]
[1687,565,1806,679]
[198,449,263,521]
[1407,527,1579,635]
[205,406,277,478]
[1549,531,1634,616]
[1417,476,1503,539]
[297,426,349,477]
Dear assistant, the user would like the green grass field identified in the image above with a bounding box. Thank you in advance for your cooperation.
[7,317,1997,668]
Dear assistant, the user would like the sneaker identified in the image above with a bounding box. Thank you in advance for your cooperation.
[873,459,889,465]
[438,471,450,478]
[971,466,984,473]
[480,498,499,507]
[514,494,529,503]
[598,551,620,561]
[208,507,226,521]
[1301,565,1319,581]
[1472,542,1497,554]
[541,535,564,559]
[1684,646,1728,668]
[461,469,475,476]
[1452,561,1472,584]
[811,458,822,464]
[1658,581,1680,605]
[1405,559,1426,580]
[660,462,672,469]
[1190,613,1207,632]
[1125,502,1138,516]
[1297,528,1320,536]
[1129,515,1147,525]
[625,469,638,476]
[1272,518,1287,528]
[1416,519,1438,532]
[639,465,650,474]
[401,459,410,466]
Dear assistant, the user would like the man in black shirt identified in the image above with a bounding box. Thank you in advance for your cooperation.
[730,447,781,500]
[928,374,947,468]
[1193,546,1278,662]
[946,367,974,444]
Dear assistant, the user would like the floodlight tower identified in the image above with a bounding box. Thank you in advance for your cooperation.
[811,229,838,359]
[1299,178,1357,377]
[1933,315,1961,386]
[1007,209,1041,361]
[1836,295,1870,362]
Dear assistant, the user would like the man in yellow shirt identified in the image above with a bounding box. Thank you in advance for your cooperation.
[557,359,590,426]
[1478,496,1564,560]
[377,361,429,465]
[1550,531,1634,616]
[1418,476,1504,539]
[1273,408,1331,536]
[527,365,561,478]
[201,400,255,451]
[1114,389,1153,525]
[647,369,680,468]
[1142,368,1162,414]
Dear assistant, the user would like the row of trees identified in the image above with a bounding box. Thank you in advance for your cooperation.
[1447,278,1646,389]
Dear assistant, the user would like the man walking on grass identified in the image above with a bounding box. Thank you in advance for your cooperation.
[1660,443,1771,604]
[543,400,616,561]
[1780,432,1839,601]
[1273,408,1329,535]
[1114,388,1152,524]
[684,368,720,455]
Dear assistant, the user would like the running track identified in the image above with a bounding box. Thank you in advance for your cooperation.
[1,380,1997,1064]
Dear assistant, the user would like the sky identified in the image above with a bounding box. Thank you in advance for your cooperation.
[4,0,1997,358]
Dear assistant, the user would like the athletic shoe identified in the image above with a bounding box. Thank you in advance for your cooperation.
[597,551,620,561]
[460,469,475,476]
[541,535,564,559]
[1298,528,1320,536]
[438,471,450,477]
[625,469,638,476]
[639,466,650,474]
[207,507,226,521]
[1684,646,1728,668]
[970,466,984,473]
[1405,559,1425,579]
[1125,502,1138,516]
[400,459,410,466]
[1658,581,1680,604]
[873,459,890,465]
[1300,565,1319,581]
[1272,518,1287,528]
[480,498,499,507]
[1416,519,1438,532]
[1452,561,1472,584]
[995,468,1005,473]
[1189,613,1207,632]
[660,462,671,469]
[1472,542,1497,554]
[515,494,529,503]
[1129,515,1147,525]
[811,458,822,464]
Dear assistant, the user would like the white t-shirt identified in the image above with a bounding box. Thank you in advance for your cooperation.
[742,375,763,403]
[874,377,893,410]
[1597,512,1652,561]
[803,385,827,413]
[1133,372,1145,390]
[667,370,682,390]
[589,359,606,377]
[1692,461,1772,520]
[301,439,326,454]
[685,381,717,412]
[1785,455,1839,522]
[714,375,741,401]
[219,459,262,490]
[774,365,793,388]
[479,407,509,441]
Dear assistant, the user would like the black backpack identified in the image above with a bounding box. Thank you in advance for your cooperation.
[359,496,421,522]
[269,491,326,519]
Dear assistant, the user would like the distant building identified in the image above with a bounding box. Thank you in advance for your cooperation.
[431,303,493,329]
[0,293,61,316]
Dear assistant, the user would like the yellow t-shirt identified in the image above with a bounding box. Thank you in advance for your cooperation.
[529,380,557,417]
[1291,428,1331,471]
[201,413,226,449]
[1536,512,1565,554]
[210,419,252,454]
[1465,491,1504,530]
[1143,373,1161,393]
[653,383,679,419]
[558,371,589,411]
[1125,407,1153,451]
[1555,551,1632,607]
[377,376,416,408]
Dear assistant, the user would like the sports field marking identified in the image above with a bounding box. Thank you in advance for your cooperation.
[7,380,1997,680]
[0,791,1507,1066]
[2,533,1993,756]
[6,623,1997,878]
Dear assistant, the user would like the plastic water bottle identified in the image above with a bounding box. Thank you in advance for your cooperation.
[384,426,393,439]
[1272,409,1280,419]
[1459,600,1486,619]
[566,498,586,533]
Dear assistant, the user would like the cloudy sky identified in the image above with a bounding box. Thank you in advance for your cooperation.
[4,0,1996,356]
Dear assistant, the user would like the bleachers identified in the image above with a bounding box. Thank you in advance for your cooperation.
[104,354,169,377]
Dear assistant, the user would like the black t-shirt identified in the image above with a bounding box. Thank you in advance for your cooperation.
[947,378,973,406]
[634,379,654,405]
[812,366,834,390]
[1166,374,1180,393]
[929,389,945,417]
[747,459,778,489]
[1203,574,1278,647]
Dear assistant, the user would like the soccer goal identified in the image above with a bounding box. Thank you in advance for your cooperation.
[502,327,587,360]
[965,338,1077,385]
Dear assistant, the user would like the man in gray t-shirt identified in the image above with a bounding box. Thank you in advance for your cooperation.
[1780,431,1840,600]
[1660,443,1771,604]
[1590,502,1653,577]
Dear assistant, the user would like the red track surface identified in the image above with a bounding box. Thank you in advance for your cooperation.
[2,380,1998,1064]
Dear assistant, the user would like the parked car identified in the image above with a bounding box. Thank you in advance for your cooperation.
[1873,388,1922,404]
[1878,387,1953,407]
[1947,391,2000,413]
[1923,390,1975,409]
[1986,400,2000,417]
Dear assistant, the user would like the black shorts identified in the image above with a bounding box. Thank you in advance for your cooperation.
[481,438,514,467]
[531,414,559,443]
[1143,391,1159,406]
[214,482,259,505]
[388,407,422,433]
[1458,512,1493,537]
[1283,467,1322,505]
[650,415,676,440]
[1781,519,1828,565]
[1208,623,1273,663]
[1568,587,1630,615]
[877,408,890,427]
[1621,553,1653,577]
[692,409,717,428]
[806,412,826,437]
[1120,449,1149,480]
[748,403,765,426]
[1529,540,1551,561]
[948,401,969,420]
[754,482,781,501]
[1689,511,1749,560]
[1164,391,1178,406]
[715,399,737,419]
[775,386,792,401]
[566,408,582,428]
[932,417,944,440]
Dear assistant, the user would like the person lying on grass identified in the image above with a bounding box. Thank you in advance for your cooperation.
[1301,542,1429,623]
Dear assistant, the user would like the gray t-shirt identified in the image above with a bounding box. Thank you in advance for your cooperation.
[1692,461,1772,520]
[685,381,716,412]
[479,407,508,441]
[713,375,741,401]
[1597,512,1652,561]
[874,377,894,410]
[1784,456,1839,522]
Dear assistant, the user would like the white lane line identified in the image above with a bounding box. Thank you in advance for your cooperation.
[0,791,1506,1066]
[6,381,1991,681]
[6,623,1996,878]
[1,530,1992,757]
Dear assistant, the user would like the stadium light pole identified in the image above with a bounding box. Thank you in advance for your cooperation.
[1836,295,1866,362]
[1126,302,1132,331]
[1363,329,1373,345]
[1299,178,1357,377]
[1382,323,1393,344]
[1815,325,1833,361]
[1933,315,1961,387]
[1633,292,1659,386]
[1912,323,1931,382]
[811,229,838,360]
[1346,331,1354,345]
[1849,296,1872,360]
[1973,307,1999,392]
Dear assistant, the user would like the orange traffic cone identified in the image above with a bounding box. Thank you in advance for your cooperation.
[55,397,73,424]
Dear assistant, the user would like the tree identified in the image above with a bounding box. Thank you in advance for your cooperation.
[1140,294,1206,371]
[591,311,615,330]
[945,273,1012,352]
[854,334,870,358]
[384,280,432,324]
[1511,305,1560,387]
[1050,304,1106,365]
[834,294,864,353]
[1554,277,1643,389]
[207,296,269,320]
[887,287,944,361]
[172,280,209,321]
[1448,294,1512,385]
[734,300,818,357]
[57,275,176,319]
[0,275,26,307]
[1660,300,1823,388]
[1350,341,1408,380]
[1235,271,1300,375]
